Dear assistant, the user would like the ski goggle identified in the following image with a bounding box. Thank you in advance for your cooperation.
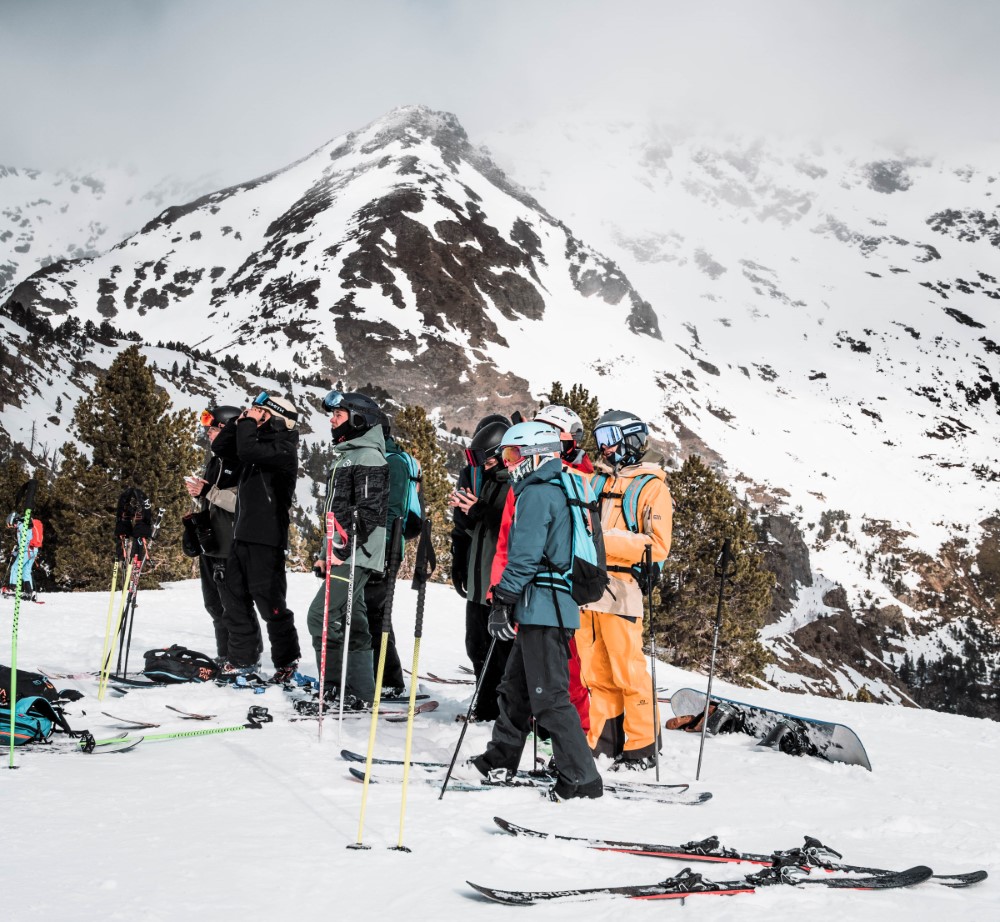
[500,445,524,467]
[200,409,218,428]
[594,424,625,449]
[322,390,346,412]
[252,391,298,422]
[465,447,496,467]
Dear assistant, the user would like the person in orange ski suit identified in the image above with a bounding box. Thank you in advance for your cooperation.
[576,409,672,769]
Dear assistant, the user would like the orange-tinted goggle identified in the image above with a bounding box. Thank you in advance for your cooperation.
[200,409,215,427]
[500,446,524,467]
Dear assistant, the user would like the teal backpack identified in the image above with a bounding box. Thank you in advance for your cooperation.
[387,446,424,540]
[0,695,65,746]
[535,471,609,606]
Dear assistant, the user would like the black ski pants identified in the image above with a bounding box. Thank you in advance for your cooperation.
[479,625,600,790]
[364,574,405,690]
[465,600,512,721]
[221,540,300,669]
[199,555,229,658]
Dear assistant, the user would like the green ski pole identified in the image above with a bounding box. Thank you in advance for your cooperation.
[92,706,272,747]
[7,479,37,770]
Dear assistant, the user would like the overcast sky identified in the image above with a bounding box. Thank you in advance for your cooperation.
[3,0,998,185]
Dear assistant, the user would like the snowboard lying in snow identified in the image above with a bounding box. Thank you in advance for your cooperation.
[669,687,872,771]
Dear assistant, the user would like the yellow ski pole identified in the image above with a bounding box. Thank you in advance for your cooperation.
[98,555,133,700]
[350,518,404,850]
[393,518,435,851]
[96,557,120,692]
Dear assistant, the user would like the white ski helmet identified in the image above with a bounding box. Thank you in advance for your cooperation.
[534,405,584,444]
[499,421,563,482]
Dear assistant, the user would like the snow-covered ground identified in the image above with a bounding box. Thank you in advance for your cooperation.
[2,574,997,920]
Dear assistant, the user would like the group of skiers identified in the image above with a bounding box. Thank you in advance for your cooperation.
[184,390,672,800]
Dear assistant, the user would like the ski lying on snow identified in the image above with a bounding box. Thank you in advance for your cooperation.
[165,705,216,720]
[349,767,708,804]
[339,749,690,793]
[100,711,160,729]
[492,819,987,888]
[404,668,473,685]
[290,700,439,722]
[467,865,934,905]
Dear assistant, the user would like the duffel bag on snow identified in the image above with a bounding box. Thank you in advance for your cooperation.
[0,664,60,706]
[0,695,71,746]
[142,645,219,683]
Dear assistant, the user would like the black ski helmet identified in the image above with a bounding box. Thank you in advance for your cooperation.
[322,391,385,429]
[466,417,511,466]
[207,405,241,427]
[594,409,648,466]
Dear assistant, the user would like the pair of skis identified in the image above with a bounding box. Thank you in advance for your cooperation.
[338,749,707,805]
[468,818,986,904]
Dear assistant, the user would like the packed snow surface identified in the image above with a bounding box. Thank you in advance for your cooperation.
[2,574,997,920]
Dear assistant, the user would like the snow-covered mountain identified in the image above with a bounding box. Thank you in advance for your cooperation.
[2,106,998,718]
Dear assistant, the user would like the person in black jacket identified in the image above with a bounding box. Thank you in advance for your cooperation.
[184,404,242,661]
[214,392,302,681]
[450,414,512,721]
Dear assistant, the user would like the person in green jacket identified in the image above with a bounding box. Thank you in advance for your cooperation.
[307,392,389,707]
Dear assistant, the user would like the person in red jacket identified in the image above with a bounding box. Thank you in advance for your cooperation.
[490,405,591,731]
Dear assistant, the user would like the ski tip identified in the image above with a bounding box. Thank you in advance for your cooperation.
[467,882,533,905]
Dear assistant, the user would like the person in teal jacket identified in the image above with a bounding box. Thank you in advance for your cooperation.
[464,422,603,801]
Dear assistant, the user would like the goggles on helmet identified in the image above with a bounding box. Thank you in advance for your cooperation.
[322,390,345,412]
[500,445,525,467]
[594,424,624,449]
[200,409,217,427]
[465,447,495,468]
[253,391,298,422]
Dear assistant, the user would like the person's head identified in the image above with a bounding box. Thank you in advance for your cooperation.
[593,409,648,466]
[200,405,241,443]
[499,421,563,483]
[534,404,584,462]
[466,415,512,473]
[249,392,298,431]
[5,513,16,528]
[322,390,385,444]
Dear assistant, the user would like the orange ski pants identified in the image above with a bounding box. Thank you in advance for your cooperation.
[576,609,657,758]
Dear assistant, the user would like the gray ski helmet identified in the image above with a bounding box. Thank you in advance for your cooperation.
[207,405,241,427]
[594,409,648,465]
[5,513,16,527]
[322,391,385,430]
[466,417,511,466]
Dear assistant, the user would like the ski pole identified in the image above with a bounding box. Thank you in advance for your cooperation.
[338,508,360,736]
[643,544,661,782]
[695,537,733,781]
[396,516,435,847]
[440,636,496,800]
[98,556,121,686]
[119,507,164,677]
[351,516,405,850]
[7,478,36,769]
[99,554,135,701]
[93,706,272,746]
[316,511,343,740]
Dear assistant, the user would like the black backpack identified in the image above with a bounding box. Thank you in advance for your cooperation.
[143,645,219,683]
[0,665,60,706]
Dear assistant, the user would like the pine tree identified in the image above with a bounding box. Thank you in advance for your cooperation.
[49,345,201,590]
[544,381,600,454]
[651,454,773,683]
[392,404,451,579]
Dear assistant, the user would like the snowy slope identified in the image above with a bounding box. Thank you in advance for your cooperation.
[2,576,997,921]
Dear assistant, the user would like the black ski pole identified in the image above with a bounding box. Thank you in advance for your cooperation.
[695,537,733,781]
[118,507,164,677]
[643,544,661,782]
[440,636,497,799]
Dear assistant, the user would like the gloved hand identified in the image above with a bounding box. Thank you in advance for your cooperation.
[488,602,516,641]
[312,559,325,579]
[633,561,660,594]
[451,558,467,599]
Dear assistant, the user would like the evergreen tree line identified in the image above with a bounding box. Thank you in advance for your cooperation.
[0,348,774,684]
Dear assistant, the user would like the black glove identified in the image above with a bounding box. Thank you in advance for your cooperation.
[488,602,516,641]
[451,558,467,599]
[312,560,324,579]
[633,561,660,594]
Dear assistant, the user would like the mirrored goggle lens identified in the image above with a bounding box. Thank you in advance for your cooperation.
[595,425,624,449]
[253,391,270,407]
[500,446,524,466]
[322,390,345,412]
[200,409,215,427]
